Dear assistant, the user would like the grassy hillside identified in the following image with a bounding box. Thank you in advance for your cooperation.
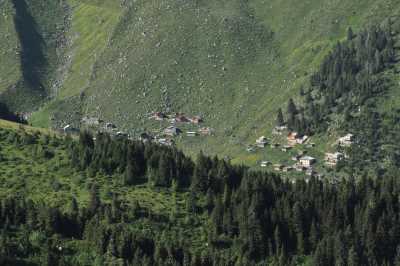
[1,0,400,165]
[29,0,123,128]
[0,0,21,93]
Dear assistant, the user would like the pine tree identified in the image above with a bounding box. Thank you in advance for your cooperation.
[124,159,136,186]
[334,232,346,266]
[211,196,223,235]
[313,241,326,266]
[88,184,101,215]
[191,152,211,193]
[347,27,355,41]
[347,246,359,266]
[309,220,320,250]
[394,245,400,266]
[287,98,298,116]
[276,108,285,126]
[274,226,282,253]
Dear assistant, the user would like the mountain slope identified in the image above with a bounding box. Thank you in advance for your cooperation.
[1,0,400,163]
[0,0,20,93]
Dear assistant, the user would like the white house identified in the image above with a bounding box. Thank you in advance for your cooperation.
[338,134,354,147]
[63,125,79,134]
[296,135,309,144]
[299,156,316,168]
[164,126,181,136]
[260,161,271,167]
[256,136,269,148]
[325,152,344,167]
[186,131,198,137]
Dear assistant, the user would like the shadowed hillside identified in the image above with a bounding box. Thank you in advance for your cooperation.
[12,0,46,89]
[0,0,68,111]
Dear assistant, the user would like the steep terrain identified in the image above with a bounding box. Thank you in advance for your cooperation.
[1,0,400,164]
[0,0,68,110]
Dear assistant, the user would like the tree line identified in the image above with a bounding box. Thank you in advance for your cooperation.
[277,20,400,176]
[40,130,400,265]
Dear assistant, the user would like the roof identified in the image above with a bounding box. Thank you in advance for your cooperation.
[300,156,316,161]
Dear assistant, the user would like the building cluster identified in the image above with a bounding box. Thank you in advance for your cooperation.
[163,126,213,137]
[258,127,357,179]
[150,112,204,125]
[322,134,354,167]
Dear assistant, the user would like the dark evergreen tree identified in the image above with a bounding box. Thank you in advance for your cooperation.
[276,108,285,126]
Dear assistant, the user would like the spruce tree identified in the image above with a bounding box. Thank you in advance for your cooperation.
[276,108,285,127]
[347,246,359,266]
[347,27,355,41]
[88,184,101,215]
[394,245,400,266]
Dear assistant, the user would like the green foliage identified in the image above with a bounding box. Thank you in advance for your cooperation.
[0,125,399,265]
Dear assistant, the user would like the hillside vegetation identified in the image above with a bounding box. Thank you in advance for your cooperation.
[0,123,400,265]
[1,0,400,163]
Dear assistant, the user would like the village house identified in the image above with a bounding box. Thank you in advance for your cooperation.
[338,133,354,147]
[281,145,292,152]
[305,143,315,149]
[270,143,280,149]
[158,138,174,146]
[272,125,287,135]
[189,116,203,124]
[63,125,79,134]
[256,136,269,148]
[275,126,287,131]
[246,146,255,153]
[294,163,306,172]
[298,150,307,156]
[325,152,344,167]
[16,112,31,121]
[81,117,101,126]
[283,166,294,172]
[306,169,317,177]
[116,131,128,137]
[292,155,302,161]
[164,126,181,136]
[152,112,167,121]
[274,164,284,171]
[260,161,271,167]
[296,135,309,144]
[174,113,190,123]
[105,122,116,129]
[139,132,153,143]
[287,132,299,146]
[199,127,212,136]
[287,132,309,146]
[299,156,316,168]
[186,131,198,137]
